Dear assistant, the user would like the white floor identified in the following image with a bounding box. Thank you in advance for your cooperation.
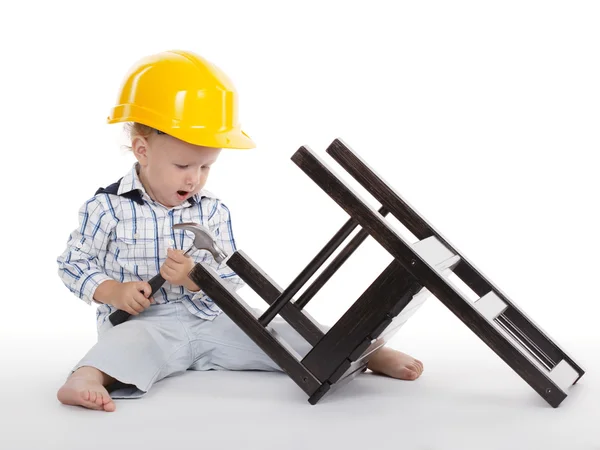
[3,307,598,450]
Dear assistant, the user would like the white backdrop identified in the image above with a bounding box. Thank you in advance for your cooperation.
[0,0,598,380]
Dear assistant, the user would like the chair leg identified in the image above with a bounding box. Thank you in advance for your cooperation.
[189,263,322,396]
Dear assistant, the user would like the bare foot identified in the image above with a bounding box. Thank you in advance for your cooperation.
[57,367,116,412]
[367,347,424,380]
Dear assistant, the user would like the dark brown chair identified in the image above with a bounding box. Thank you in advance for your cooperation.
[190,138,584,407]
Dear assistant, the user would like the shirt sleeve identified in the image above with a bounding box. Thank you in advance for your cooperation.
[190,200,245,303]
[56,196,118,305]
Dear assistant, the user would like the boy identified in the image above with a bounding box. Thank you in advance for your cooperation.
[56,50,424,412]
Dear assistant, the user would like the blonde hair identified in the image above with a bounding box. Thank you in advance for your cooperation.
[123,122,157,151]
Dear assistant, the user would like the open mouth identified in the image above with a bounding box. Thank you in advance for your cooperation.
[177,190,189,199]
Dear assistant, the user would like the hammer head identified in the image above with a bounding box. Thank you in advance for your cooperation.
[172,222,227,264]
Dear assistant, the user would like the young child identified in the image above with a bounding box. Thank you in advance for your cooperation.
[56,50,424,412]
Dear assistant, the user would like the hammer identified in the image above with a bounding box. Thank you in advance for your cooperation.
[108,222,227,326]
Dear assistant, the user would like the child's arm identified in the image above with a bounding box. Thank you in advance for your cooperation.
[56,196,117,305]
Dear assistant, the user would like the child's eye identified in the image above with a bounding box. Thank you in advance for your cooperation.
[202,166,211,170]
[176,164,188,169]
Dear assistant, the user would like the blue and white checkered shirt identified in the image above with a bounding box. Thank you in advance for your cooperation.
[57,163,244,328]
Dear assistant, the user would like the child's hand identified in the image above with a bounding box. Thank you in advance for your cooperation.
[160,248,200,292]
[109,281,154,315]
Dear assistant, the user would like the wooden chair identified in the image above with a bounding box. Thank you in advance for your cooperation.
[189,138,584,406]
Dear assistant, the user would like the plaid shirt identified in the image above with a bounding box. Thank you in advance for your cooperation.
[57,163,244,328]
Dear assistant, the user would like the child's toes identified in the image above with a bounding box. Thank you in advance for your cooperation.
[401,367,418,380]
[103,398,116,412]
[79,390,102,410]
[58,377,113,412]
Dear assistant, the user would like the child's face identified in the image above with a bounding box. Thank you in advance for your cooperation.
[132,132,222,208]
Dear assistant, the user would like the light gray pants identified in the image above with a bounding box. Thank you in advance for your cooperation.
[71,302,314,398]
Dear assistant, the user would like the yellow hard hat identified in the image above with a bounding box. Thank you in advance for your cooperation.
[107,50,255,149]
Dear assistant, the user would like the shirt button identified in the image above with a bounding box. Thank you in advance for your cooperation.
[168,239,175,246]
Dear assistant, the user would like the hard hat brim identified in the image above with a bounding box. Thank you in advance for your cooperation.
[108,104,256,149]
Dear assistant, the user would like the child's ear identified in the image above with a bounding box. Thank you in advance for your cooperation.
[132,136,149,165]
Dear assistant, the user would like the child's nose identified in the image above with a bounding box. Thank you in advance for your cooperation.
[186,170,200,187]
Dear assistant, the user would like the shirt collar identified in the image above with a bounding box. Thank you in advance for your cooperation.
[117,163,201,207]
